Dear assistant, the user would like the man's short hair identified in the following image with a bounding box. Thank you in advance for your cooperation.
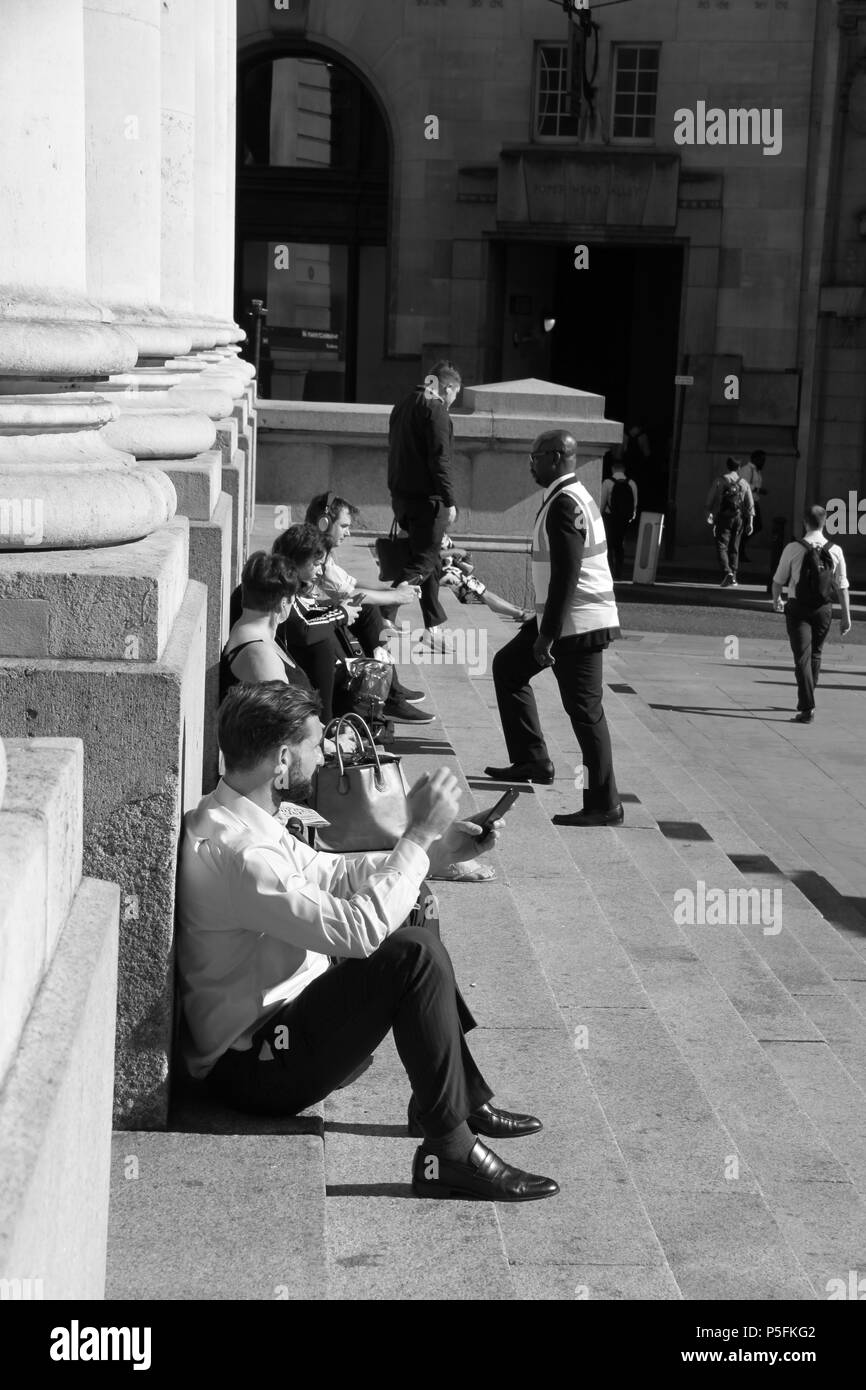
[725,456,742,472]
[272,522,327,566]
[804,503,826,531]
[750,450,767,466]
[218,681,322,773]
[240,551,298,614]
[429,359,462,393]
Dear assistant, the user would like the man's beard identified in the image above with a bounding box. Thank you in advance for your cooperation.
[273,768,314,809]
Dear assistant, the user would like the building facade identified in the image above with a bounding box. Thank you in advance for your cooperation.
[236,0,866,556]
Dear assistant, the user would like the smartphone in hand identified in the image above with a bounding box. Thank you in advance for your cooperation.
[472,787,520,836]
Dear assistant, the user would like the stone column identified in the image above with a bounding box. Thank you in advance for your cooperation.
[82,0,192,359]
[0,0,208,1130]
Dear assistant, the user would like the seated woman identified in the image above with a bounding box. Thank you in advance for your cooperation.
[220,551,311,700]
[304,492,423,697]
[273,523,435,729]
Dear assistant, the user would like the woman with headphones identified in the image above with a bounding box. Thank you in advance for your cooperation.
[305,491,428,707]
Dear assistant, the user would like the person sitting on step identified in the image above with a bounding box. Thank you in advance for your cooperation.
[176,680,560,1205]
[272,524,436,730]
[303,490,426,704]
[220,551,311,702]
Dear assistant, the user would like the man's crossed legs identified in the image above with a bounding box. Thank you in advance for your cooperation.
[205,913,559,1203]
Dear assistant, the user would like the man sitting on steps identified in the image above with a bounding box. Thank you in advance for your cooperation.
[176,681,559,1204]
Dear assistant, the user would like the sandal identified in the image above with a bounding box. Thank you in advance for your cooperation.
[429,859,497,883]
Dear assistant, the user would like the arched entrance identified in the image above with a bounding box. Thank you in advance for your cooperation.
[235,45,390,402]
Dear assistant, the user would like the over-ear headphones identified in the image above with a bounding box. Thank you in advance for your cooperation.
[316,490,335,533]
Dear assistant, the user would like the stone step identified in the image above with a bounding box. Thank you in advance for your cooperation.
[428,676,821,1297]
[105,1130,327,1300]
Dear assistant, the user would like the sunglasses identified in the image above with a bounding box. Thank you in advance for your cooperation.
[529,449,561,463]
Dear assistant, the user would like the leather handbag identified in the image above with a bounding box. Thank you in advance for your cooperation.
[374,518,413,583]
[311,713,410,852]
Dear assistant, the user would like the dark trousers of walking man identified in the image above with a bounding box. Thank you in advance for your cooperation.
[603,517,628,581]
[715,516,743,580]
[492,619,619,814]
[393,495,448,630]
[784,600,833,714]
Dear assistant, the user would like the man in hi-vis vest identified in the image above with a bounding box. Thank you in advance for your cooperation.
[485,431,624,827]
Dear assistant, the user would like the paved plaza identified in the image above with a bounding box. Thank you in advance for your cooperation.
[107,529,866,1301]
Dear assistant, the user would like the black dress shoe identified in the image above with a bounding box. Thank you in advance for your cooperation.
[383,698,435,724]
[412,1139,559,1202]
[552,803,625,827]
[407,1098,542,1140]
[468,1101,543,1139]
[792,710,814,723]
[483,759,555,784]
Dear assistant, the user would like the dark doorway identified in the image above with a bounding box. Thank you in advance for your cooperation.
[235,49,390,402]
[549,243,683,509]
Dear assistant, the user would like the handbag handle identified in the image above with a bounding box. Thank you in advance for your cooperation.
[323,712,387,790]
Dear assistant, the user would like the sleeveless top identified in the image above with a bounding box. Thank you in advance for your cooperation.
[219,637,313,702]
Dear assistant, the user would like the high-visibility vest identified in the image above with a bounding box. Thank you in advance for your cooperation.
[532,474,620,637]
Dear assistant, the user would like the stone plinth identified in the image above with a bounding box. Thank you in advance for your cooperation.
[0,428,176,551]
[0,522,207,1128]
[257,378,622,601]
[0,739,119,1299]
[102,404,216,459]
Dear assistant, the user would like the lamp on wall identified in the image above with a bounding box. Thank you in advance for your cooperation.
[513,308,557,348]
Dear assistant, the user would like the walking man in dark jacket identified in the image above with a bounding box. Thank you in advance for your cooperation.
[389,361,461,650]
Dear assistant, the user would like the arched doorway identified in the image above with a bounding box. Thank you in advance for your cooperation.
[235,46,390,402]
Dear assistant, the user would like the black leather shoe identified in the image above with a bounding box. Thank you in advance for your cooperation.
[407,1098,542,1140]
[483,759,555,784]
[552,803,625,827]
[792,710,814,723]
[468,1101,543,1139]
[412,1139,559,1202]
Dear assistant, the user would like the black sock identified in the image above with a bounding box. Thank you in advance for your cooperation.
[421,1121,476,1164]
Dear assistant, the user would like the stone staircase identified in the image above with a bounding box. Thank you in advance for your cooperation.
[106,557,866,1301]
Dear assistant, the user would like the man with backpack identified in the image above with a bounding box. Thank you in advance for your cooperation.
[600,462,638,580]
[705,458,755,586]
[772,503,852,723]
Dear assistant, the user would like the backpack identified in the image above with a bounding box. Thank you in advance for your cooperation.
[608,478,635,526]
[794,540,836,608]
[717,476,746,524]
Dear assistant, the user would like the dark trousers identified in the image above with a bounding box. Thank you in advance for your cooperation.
[492,619,619,812]
[784,601,833,713]
[714,517,743,577]
[603,517,629,580]
[393,496,448,629]
[287,635,340,722]
[351,603,398,657]
[205,920,492,1136]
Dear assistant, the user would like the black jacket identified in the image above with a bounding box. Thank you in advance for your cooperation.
[388,386,456,506]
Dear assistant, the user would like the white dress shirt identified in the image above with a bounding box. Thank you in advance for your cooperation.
[177,780,430,1077]
[773,531,849,599]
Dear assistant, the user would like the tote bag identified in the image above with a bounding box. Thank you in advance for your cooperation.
[311,713,410,851]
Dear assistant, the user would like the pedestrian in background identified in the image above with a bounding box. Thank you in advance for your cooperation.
[772,503,851,723]
[705,457,754,587]
[738,451,766,562]
[388,361,462,653]
[600,460,638,580]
